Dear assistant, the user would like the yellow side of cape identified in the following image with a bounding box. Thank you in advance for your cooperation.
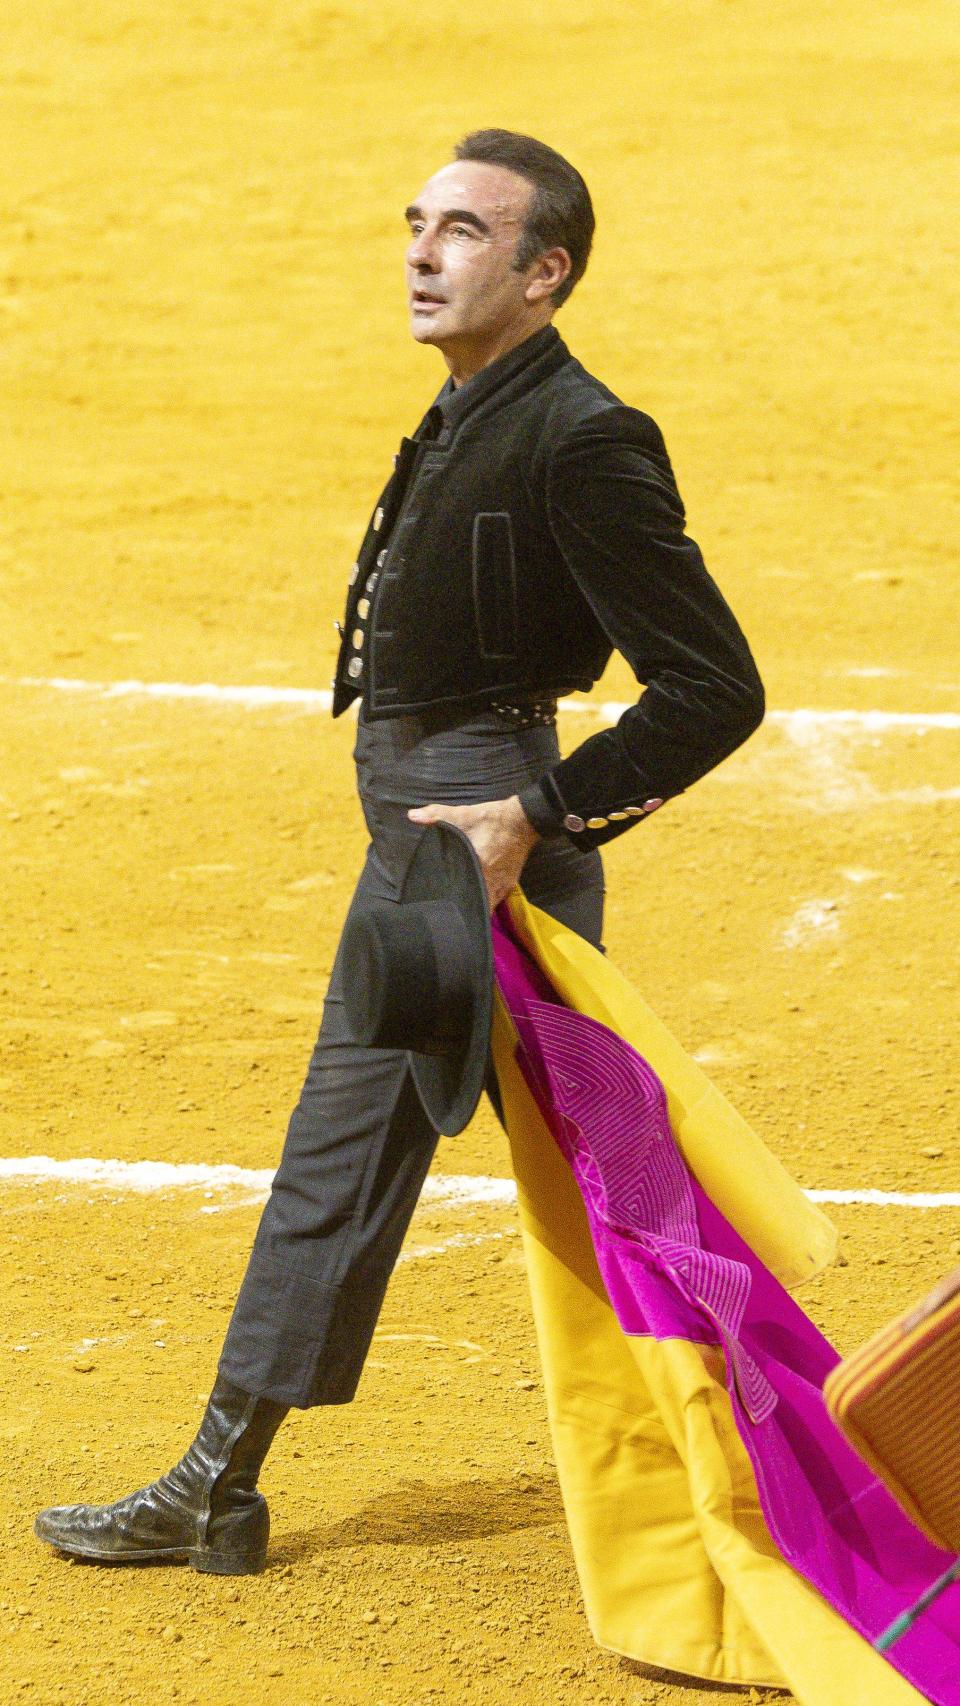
[491,890,924,1703]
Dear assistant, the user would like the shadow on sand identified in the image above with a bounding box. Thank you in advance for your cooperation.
[271,1471,566,1563]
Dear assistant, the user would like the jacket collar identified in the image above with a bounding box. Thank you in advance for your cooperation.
[419,323,567,441]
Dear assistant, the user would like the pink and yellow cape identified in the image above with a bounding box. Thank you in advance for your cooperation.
[491,891,960,1706]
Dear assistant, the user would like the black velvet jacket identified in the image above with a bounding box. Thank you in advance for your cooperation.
[333,324,765,850]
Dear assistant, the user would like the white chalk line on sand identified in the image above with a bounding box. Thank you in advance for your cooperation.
[0,1157,957,1213]
[4,676,960,731]
[0,1157,515,1207]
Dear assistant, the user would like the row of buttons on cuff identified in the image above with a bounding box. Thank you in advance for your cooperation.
[563,799,664,833]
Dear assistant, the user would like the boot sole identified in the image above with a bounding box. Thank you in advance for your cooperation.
[35,1523,266,1575]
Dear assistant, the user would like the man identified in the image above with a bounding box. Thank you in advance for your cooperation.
[35,129,765,1575]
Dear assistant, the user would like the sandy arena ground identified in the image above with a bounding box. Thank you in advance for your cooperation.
[2,2,958,1702]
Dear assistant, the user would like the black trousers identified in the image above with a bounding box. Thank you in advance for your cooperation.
[217,706,605,1408]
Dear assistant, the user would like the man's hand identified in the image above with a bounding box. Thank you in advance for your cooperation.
[407,795,540,911]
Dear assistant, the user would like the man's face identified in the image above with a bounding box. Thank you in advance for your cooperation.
[404,161,538,353]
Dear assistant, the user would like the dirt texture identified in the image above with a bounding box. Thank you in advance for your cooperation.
[1,2,958,1703]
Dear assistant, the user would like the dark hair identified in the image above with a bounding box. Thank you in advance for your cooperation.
[452,129,594,309]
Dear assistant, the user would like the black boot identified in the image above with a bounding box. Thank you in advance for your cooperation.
[34,1374,288,1575]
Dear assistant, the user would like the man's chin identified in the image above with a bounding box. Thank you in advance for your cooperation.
[409,304,457,346]
[409,317,446,346]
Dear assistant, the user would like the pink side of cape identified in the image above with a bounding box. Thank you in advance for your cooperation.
[493,911,960,1706]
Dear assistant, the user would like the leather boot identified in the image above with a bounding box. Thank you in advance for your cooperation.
[34,1374,289,1574]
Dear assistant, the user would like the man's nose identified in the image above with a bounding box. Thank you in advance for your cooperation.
[407,228,441,271]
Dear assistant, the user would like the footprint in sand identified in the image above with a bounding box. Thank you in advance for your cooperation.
[368,1331,494,1370]
[264,871,338,911]
[692,1044,744,1067]
[286,872,336,893]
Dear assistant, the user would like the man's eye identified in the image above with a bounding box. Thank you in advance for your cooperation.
[450,226,472,237]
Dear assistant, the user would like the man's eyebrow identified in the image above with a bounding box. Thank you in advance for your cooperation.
[403,204,492,236]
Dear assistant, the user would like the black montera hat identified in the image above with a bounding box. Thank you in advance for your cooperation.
[340,823,494,1137]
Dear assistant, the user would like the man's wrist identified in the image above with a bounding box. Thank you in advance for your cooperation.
[504,793,542,852]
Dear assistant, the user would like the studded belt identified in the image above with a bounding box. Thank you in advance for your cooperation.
[488,697,558,730]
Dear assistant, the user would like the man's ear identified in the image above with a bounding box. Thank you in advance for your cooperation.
[525,246,572,303]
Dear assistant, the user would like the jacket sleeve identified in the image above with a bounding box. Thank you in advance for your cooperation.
[517,405,766,850]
